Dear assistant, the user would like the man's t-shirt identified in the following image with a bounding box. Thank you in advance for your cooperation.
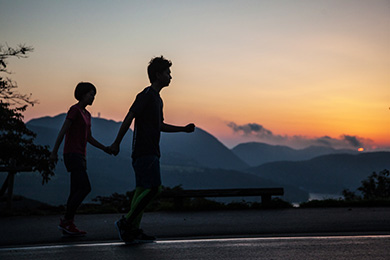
[64,104,91,156]
[130,87,164,159]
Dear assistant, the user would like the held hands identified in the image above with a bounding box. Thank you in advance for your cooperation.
[103,146,113,155]
[184,123,195,133]
[109,142,120,156]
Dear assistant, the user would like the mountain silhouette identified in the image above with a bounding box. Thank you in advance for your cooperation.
[27,114,248,170]
[161,129,248,170]
[232,142,357,166]
[248,152,390,195]
[12,114,299,206]
[13,114,386,206]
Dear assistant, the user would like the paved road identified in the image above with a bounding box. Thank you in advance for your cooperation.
[1,207,389,247]
[1,235,389,260]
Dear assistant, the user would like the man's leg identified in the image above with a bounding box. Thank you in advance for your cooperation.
[116,186,161,243]
[116,155,161,242]
[125,186,161,228]
[129,155,162,228]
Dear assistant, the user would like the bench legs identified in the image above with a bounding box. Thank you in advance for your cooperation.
[261,195,272,208]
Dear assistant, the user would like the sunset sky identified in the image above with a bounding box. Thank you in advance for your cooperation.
[1,0,389,150]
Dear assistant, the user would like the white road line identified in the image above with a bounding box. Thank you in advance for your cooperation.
[1,234,390,252]
[155,234,390,244]
[0,242,123,251]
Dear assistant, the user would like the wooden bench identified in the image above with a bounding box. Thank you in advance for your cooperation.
[160,188,284,208]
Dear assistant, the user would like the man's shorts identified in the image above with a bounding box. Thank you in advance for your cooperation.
[132,155,161,188]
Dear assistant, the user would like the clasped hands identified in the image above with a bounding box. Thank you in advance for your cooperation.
[107,142,120,156]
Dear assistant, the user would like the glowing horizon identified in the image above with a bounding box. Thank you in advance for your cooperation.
[1,0,389,150]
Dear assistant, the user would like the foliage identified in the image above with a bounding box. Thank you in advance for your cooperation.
[300,198,390,208]
[0,44,37,106]
[0,44,55,184]
[300,169,390,208]
[358,169,390,200]
[342,189,360,201]
[92,191,134,213]
[342,169,390,201]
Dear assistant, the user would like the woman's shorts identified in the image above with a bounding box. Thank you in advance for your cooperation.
[64,153,87,173]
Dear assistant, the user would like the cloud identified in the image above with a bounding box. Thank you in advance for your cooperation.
[342,135,364,148]
[226,122,273,138]
[227,122,373,150]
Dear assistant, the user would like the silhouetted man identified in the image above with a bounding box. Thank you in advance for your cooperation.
[110,56,195,243]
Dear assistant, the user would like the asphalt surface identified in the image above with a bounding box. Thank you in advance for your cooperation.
[1,207,390,247]
[2,236,390,260]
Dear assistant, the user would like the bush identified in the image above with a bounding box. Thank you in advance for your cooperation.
[300,169,390,208]
[342,169,390,201]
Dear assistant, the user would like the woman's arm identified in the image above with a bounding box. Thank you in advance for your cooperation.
[50,119,72,161]
[88,134,111,154]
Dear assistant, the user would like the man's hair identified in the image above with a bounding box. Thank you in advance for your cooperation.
[74,82,96,101]
[147,56,172,84]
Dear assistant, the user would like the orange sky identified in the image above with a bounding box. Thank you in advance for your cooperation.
[1,0,389,150]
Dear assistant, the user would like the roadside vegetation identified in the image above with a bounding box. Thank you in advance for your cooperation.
[3,169,389,216]
[0,44,55,214]
[1,185,292,216]
[300,169,390,208]
[86,185,292,214]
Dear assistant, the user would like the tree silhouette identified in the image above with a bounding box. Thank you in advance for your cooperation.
[343,169,390,201]
[0,44,55,209]
[358,169,390,200]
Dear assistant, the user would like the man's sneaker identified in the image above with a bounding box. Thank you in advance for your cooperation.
[58,218,86,237]
[134,229,156,243]
[115,216,136,243]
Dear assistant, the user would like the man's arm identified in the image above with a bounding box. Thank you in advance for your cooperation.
[161,122,195,133]
[110,110,135,155]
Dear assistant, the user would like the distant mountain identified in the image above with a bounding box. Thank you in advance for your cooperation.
[27,114,248,170]
[27,114,129,154]
[161,129,248,170]
[232,142,358,166]
[0,195,57,212]
[23,114,389,206]
[247,152,390,195]
[18,114,389,205]
[11,114,286,206]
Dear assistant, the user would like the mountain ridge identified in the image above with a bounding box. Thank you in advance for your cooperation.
[232,141,358,166]
[247,151,390,194]
[13,114,388,205]
[26,113,248,170]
